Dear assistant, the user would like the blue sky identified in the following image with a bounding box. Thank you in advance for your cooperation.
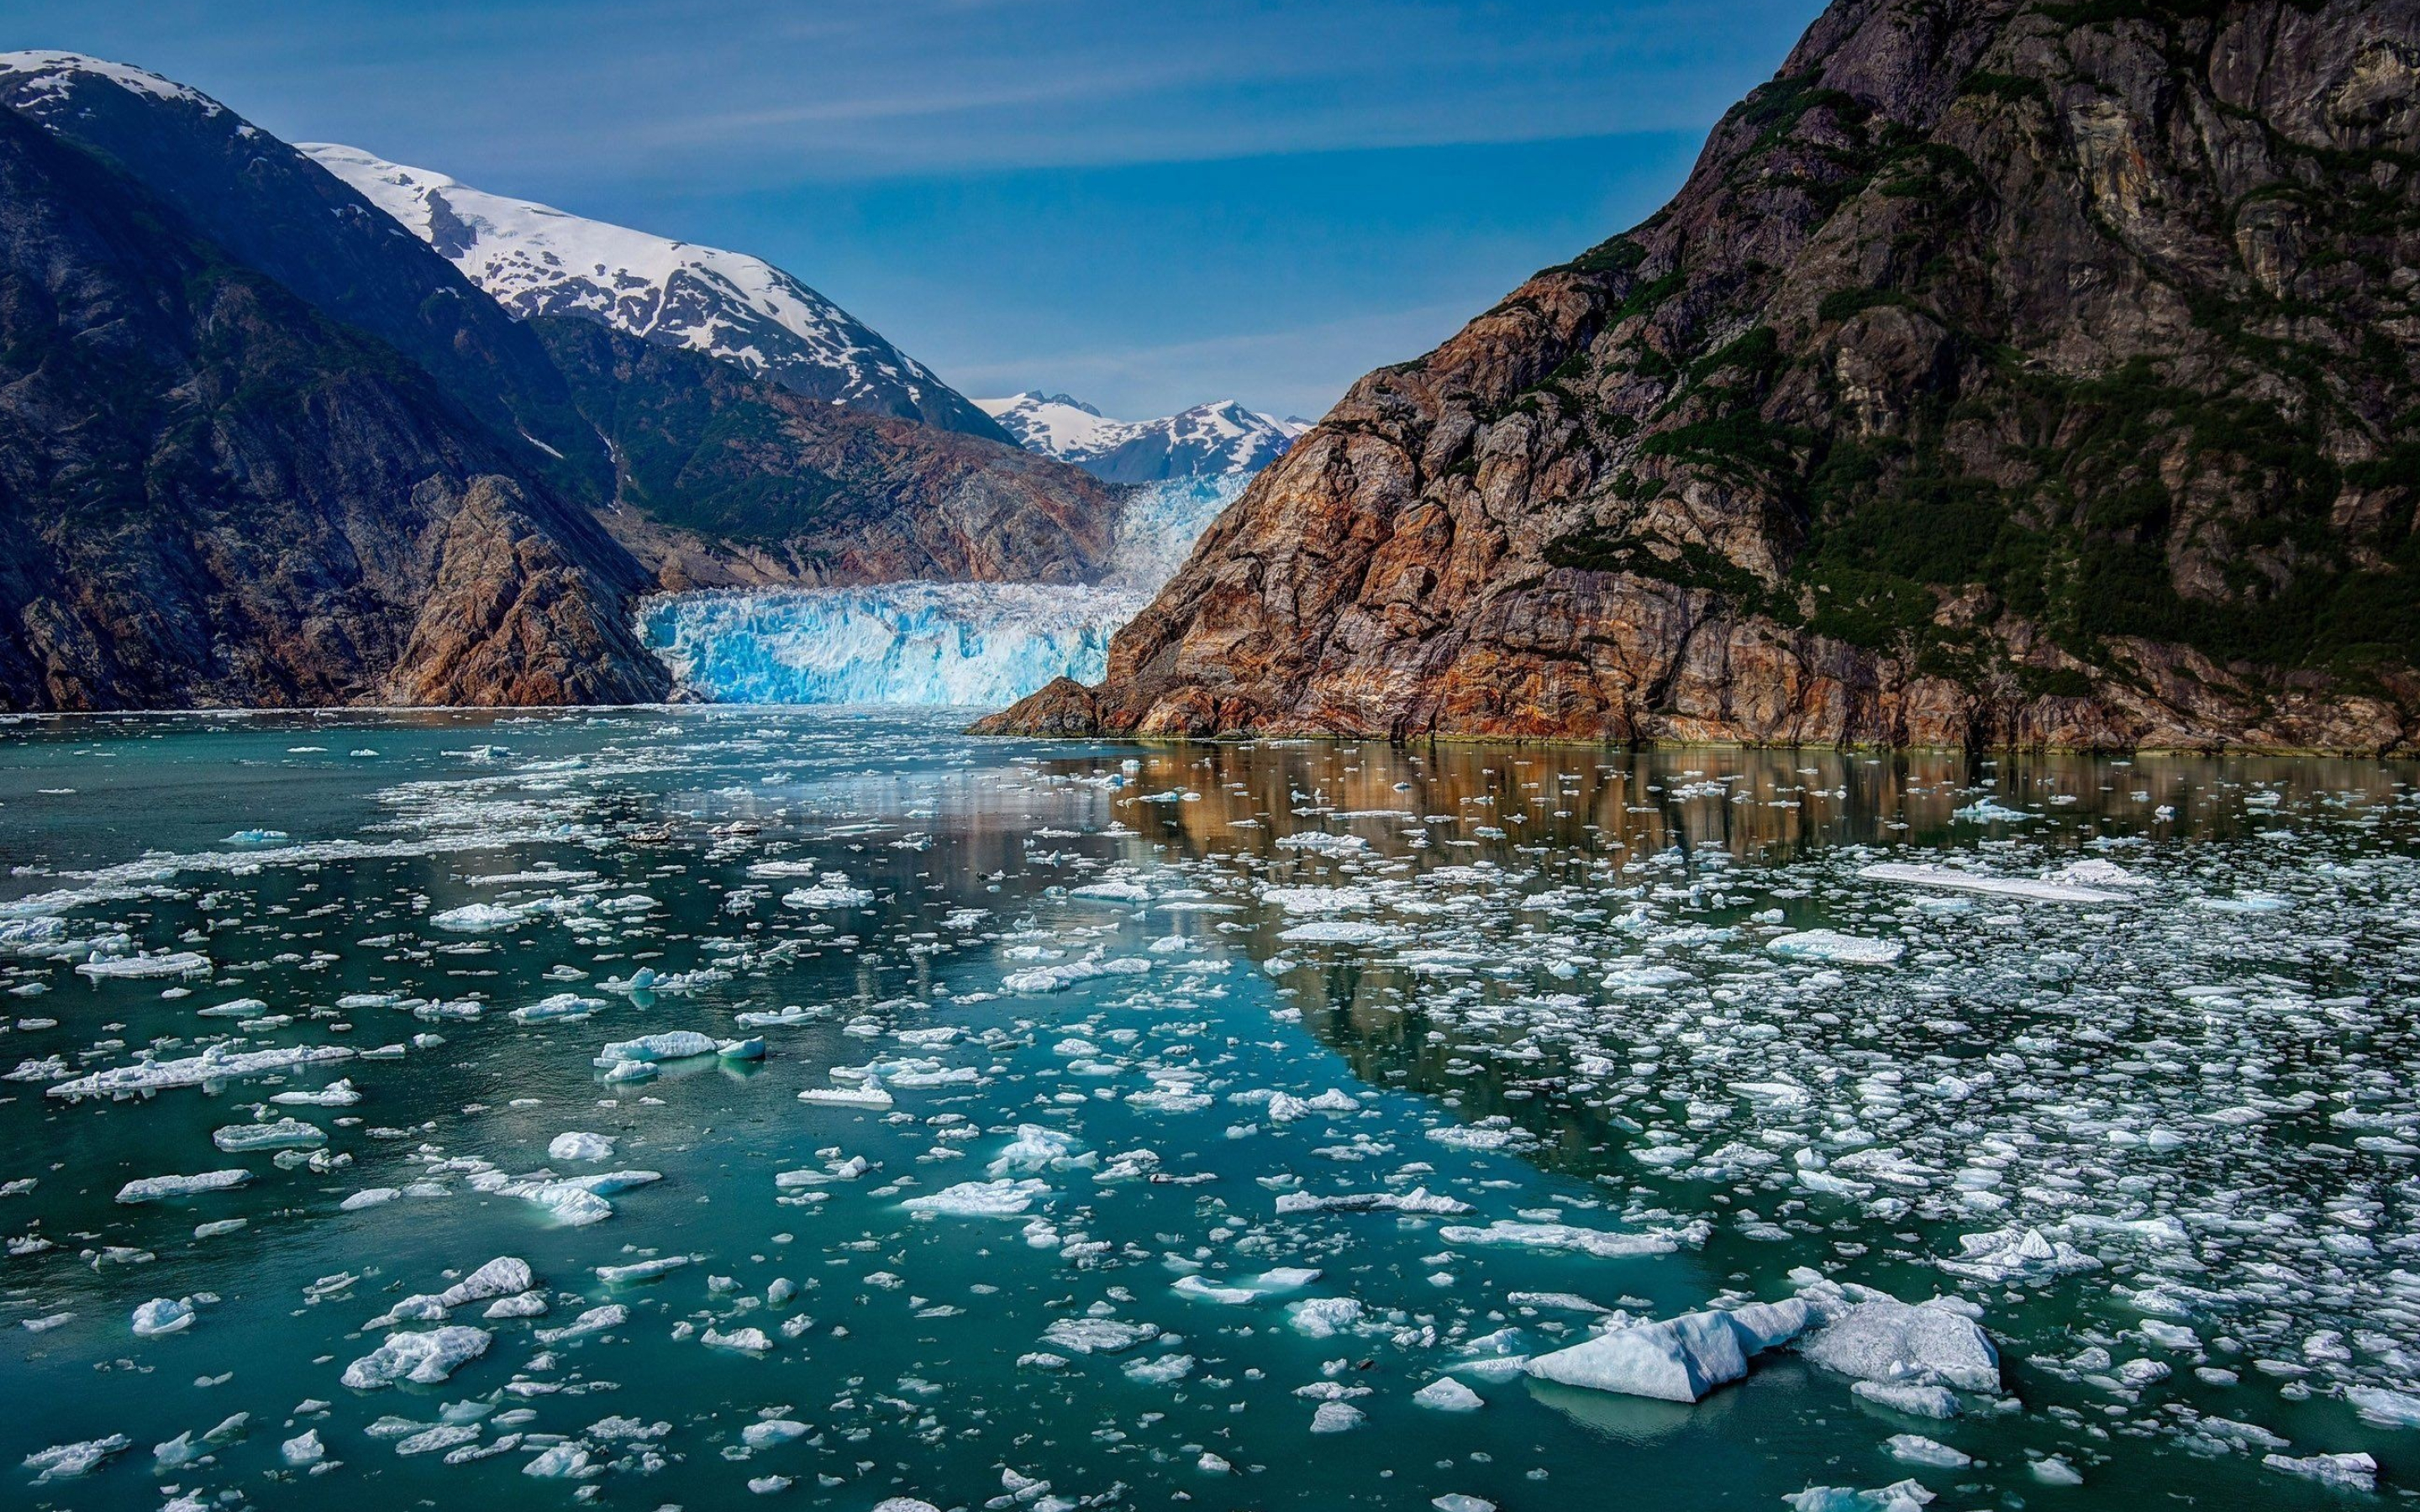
[7,0,1825,418]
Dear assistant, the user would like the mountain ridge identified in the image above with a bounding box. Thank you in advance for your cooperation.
[301,142,1012,442]
[978,391,1308,483]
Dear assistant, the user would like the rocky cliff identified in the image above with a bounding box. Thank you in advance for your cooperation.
[981,0,2420,753]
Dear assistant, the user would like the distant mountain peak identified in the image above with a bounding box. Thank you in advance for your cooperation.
[301,143,1007,440]
[976,391,1309,484]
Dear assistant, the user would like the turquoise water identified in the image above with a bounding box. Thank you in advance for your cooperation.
[2,708,2417,1509]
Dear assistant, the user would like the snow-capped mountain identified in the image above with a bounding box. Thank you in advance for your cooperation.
[301,144,1006,438]
[977,392,1309,484]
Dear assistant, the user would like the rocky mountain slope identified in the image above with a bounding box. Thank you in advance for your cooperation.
[538,320,1125,590]
[982,0,2420,753]
[0,51,613,505]
[979,391,1309,482]
[0,104,666,708]
[302,144,1010,440]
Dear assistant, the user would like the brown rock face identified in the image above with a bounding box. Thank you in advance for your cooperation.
[986,0,2420,753]
[386,477,671,706]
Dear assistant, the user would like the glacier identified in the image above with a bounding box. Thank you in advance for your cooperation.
[640,477,1244,707]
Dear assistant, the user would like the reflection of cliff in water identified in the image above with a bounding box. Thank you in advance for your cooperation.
[1047,739,2420,1197]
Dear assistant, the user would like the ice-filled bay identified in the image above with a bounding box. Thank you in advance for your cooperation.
[0,708,2415,1509]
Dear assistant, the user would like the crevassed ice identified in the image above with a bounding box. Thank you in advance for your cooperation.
[636,476,1246,706]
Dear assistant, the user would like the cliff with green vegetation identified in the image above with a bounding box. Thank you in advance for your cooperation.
[981,0,2420,751]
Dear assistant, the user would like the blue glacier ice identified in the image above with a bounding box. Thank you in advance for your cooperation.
[640,476,1247,706]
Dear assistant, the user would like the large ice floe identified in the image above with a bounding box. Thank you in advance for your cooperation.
[5,710,2419,1509]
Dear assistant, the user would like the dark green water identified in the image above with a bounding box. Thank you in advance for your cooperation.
[1,707,2416,1510]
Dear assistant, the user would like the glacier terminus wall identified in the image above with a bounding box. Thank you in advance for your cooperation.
[639,476,1246,706]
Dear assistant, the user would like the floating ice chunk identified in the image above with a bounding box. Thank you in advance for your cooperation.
[212,1116,325,1152]
[340,1326,491,1389]
[1852,1380,1959,1418]
[798,1085,894,1108]
[223,829,288,845]
[1001,956,1152,994]
[53,1042,353,1099]
[429,904,521,932]
[719,1037,765,1060]
[1784,1480,1935,1510]
[2198,891,2292,915]
[1413,1377,1484,1411]
[1439,1218,1702,1259]
[2264,1452,2376,1491]
[76,950,210,979]
[871,1501,942,1512]
[523,1443,592,1478]
[23,1435,130,1481]
[1039,1317,1159,1354]
[503,1179,615,1226]
[1797,1298,1999,1393]
[1885,1434,1969,1468]
[734,1005,818,1028]
[1276,920,1402,945]
[1767,931,1902,966]
[2048,858,2147,889]
[988,1125,1085,1177]
[514,994,604,1023]
[118,1169,252,1204]
[1939,1226,2097,1282]
[1274,1186,1470,1216]
[439,1257,534,1309]
[534,1305,627,1343]
[704,1326,773,1354]
[1309,1400,1365,1433]
[397,1423,481,1457]
[1859,863,2124,904]
[742,1420,809,1449]
[281,1429,326,1466]
[781,878,872,909]
[1525,1310,1759,1403]
[340,1188,402,1210]
[1286,1297,1365,1339]
[1172,1267,1322,1305]
[1951,797,2033,822]
[271,1079,360,1107]
[597,1256,690,1285]
[904,1179,1047,1217]
[1276,831,1367,854]
[132,1297,196,1336]
[548,1131,616,1163]
[2349,1386,2420,1428]
[595,1032,718,1066]
[1123,1352,1195,1384]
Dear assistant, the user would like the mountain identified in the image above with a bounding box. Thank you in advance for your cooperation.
[0,51,1125,711]
[534,319,1125,590]
[0,102,665,708]
[0,52,612,504]
[978,391,1309,482]
[301,144,1011,441]
[981,0,2420,753]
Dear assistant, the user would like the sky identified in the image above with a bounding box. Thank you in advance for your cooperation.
[3,0,1828,420]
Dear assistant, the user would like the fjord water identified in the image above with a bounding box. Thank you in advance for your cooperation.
[1,709,2415,1510]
